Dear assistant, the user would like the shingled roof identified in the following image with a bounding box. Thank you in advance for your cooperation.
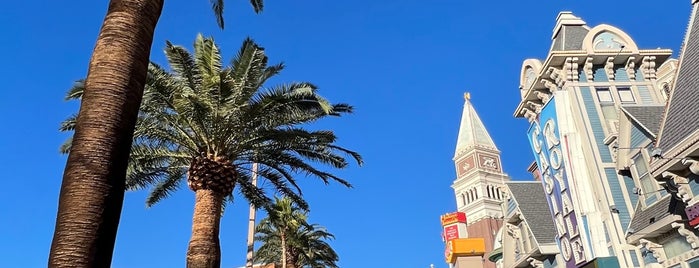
[621,105,665,137]
[507,182,556,245]
[657,3,699,151]
[627,196,678,236]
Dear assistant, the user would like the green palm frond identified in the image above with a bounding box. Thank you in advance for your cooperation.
[225,38,267,106]
[59,137,72,154]
[209,0,225,28]
[59,35,361,214]
[254,201,338,268]
[145,168,186,207]
[65,79,85,100]
[194,34,222,85]
[165,41,202,93]
[59,114,77,132]
[250,0,263,13]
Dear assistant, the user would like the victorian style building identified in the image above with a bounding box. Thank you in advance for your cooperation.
[514,11,674,268]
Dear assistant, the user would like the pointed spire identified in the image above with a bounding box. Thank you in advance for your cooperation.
[454,92,499,158]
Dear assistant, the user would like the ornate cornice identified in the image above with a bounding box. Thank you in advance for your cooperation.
[605,57,616,80]
[671,222,699,249]
[639,239,666,264]
[626,57,636,80]
[641,56,658,81]
[526,257,544,268]
[563,57,580,82]
[583,57,594,81]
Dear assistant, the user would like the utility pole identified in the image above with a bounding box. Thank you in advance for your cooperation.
[245,163,259,268]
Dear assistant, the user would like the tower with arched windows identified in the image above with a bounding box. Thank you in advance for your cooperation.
[452,93,510,268]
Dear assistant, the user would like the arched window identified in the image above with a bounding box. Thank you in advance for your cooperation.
[461,193,467,206]
[496,188,501,200]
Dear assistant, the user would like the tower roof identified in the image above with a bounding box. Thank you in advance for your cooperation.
[454,93,498,157]
[657,2,699,152]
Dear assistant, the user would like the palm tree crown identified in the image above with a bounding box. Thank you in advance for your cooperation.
[60,34,361,267]
[254,197,340,268]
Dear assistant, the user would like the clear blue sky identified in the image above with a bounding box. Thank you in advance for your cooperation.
[0,1,690,267]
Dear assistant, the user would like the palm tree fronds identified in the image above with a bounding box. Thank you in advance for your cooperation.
[59,137,72,154]
[250,0,263,13]
[64,79,85,100]
[145,168,186,207]
[209,0,225,28]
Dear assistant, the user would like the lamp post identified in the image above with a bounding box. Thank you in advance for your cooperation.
[245,162,259,268]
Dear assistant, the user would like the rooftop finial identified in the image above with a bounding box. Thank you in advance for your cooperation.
[464,92,471,101]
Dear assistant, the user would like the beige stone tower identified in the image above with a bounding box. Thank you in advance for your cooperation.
[451,93,509,268]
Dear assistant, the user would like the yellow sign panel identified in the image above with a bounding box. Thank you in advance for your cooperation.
[440,212,467,226]
[445,238,486,263]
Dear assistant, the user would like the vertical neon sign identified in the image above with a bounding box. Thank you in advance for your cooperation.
[528,97,588,267]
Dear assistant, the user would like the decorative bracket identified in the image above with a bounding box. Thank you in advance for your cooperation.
[547,67,563,87]
[605,57,615,80]
[541,79,557,93]
[639,239,666,264]
[527,257,544,268]
[564,57,580,82]
[641,56,657,80]
[671,222,699,249]
[506,223,521,239]
[526,101,543,113]
[535,90,552,104]
[625,57,636,80]
[583,58,594,81]
[522,108,537,123]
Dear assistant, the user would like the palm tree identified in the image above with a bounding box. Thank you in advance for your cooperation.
[254,197,339,268]
[59,35,361,268]
[50,1,264,267]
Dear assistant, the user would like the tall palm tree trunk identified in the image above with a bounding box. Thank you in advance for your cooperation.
[187,189,224,268]
[285,247,297,268]
[245,163,259,268]
[280,232,287,268]
[49,0,163,267]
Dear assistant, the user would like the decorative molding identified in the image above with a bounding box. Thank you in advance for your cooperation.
[506,223,521,239]
[676,175,694,205]
[535,90,551,104]
[526,101,543,113]
[626,57,636,80]
[523,108,537,123]
[526,257,544,268]
[665,173,694,205]
[639,239,666,264]
[671,222,699,249]
[564,57,580,82]
[583,57,594,81]
[605,57,615,80]
[541,79,557,93]
[641,56,657,80]
[547,67,563,87]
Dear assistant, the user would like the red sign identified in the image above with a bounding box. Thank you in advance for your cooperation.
[444,225,460,241]
[441,212,467,226]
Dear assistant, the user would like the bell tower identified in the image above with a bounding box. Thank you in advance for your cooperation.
[452,93,508,268]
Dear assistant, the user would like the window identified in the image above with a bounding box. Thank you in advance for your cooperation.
[617,87,635,103]
[597,88,614,102]
[601,104,618,120]
[634,155,658,205]
[661,233,692,259]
